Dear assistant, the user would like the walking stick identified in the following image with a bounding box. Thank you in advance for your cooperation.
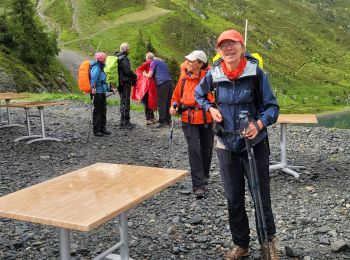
[86,94,94,143]
[166,102,177,167]
[238,110,271,260]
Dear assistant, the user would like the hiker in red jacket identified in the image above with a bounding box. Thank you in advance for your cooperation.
[132,52,157,125]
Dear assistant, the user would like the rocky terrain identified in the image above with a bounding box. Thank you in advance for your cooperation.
[0,100,349,259]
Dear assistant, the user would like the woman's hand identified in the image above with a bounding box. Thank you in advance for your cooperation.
[242,120,264,139]
[91,87,96,95]
[209,107,223,122]
[169,106,178,116]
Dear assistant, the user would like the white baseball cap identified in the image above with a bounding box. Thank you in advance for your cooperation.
[185,50,208,63]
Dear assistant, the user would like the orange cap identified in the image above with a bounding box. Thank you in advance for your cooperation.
[217,30,244,47]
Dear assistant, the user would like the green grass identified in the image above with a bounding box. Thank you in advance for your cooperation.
[24,92,144,112]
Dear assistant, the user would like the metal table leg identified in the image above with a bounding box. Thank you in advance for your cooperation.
[269,123,305,178]
[93,211,133,260]
[26,106,61,144]
[14,108,41,142]
[59,228,71,260]
[0,99,24,129]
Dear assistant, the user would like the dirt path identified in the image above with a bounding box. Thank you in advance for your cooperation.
[62,5,172,46]
[58,48,89,80]
[36,2,171,78]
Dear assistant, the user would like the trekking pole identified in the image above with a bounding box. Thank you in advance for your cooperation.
[238,111,271,260]
[95,41,102,53]
[86,94,95,143]
[166,102,177,167]
[244,19,248,48]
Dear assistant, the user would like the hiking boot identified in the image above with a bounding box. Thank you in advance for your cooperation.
[157,123,168,128]
[94,131,104,137]
[194,188,205,199]
[261,236,279,260]
[101,130,111,135]
[224,245,249,260]
[146,119,155,125]
[119,122,135,129]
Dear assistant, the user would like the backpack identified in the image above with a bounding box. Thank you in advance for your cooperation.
[104,56,119,85]
[78,60,92,93]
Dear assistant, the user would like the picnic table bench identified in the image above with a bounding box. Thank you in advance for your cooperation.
[0,163,188,260]
[0,92,28,128]
[0,100,65,143]
[269,114,318,178]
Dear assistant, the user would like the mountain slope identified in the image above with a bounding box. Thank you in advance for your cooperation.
[4,0,350,112]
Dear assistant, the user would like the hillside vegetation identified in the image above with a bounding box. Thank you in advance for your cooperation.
[0,0,76,92]
[1,0,349,113]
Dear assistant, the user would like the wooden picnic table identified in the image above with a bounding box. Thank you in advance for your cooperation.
[0,101,65,143]
[0,92,28,128]
[0,163,188,260]
[269,114,318,178]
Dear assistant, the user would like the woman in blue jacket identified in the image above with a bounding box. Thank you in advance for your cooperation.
[195,30,280,260]
[90,52,112,137]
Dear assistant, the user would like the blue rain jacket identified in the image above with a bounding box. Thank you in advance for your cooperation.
[90,61,109,94]
[194,58,279,152]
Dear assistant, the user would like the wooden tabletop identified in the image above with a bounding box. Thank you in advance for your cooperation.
[0,101,65,108]
[0,163,188,232]
[277,114,318,124]
[0,92,28,100]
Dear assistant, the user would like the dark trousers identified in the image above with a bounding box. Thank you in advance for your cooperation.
[217,140,276,248]
[118,81,131,124]
[182,122,214,189]
[142,93,155,120]
[91,93,107,133]
[157,80,173,124]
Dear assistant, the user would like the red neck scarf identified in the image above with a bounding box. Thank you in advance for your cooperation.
[221,58,247,81]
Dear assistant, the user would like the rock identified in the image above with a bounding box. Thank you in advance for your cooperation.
[316,227,329,234]
[180,190,191,195]
[285,246,302,257]
[172,216,180,224]
[172,246,180,254]
[319,235,330,245]
[189,215,203,225]
[330,239,349,252]
[194,236,208,243]
[328,229,338,237]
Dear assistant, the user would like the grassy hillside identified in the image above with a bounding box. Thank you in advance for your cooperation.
[2,0,350,113]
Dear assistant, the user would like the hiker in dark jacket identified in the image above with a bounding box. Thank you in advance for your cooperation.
[116,43,137,129]
[195,30,279,260]
[90,52,112,137]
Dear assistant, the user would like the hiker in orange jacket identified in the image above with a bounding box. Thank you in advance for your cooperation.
[170,50,214,198]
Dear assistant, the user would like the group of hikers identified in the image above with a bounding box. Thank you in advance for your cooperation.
[87,29,280,260]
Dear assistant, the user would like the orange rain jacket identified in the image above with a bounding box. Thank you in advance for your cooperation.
[171,62,214,124]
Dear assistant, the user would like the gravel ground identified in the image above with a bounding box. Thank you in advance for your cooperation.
[0,100,349,260]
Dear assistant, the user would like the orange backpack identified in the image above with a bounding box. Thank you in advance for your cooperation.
[78,60,91,93]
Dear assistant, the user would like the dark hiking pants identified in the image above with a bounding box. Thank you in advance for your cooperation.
[157,80,173,124]
[217,139,276,248]
[142,92,155,120]
[182,122,214,190]
[118,81,131,124]
[91,93,107,133]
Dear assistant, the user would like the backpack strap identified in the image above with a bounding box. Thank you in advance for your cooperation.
[180,78,186,98]
[211,82,219,108]
[248,68,271,154]
[249,67,264,113]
